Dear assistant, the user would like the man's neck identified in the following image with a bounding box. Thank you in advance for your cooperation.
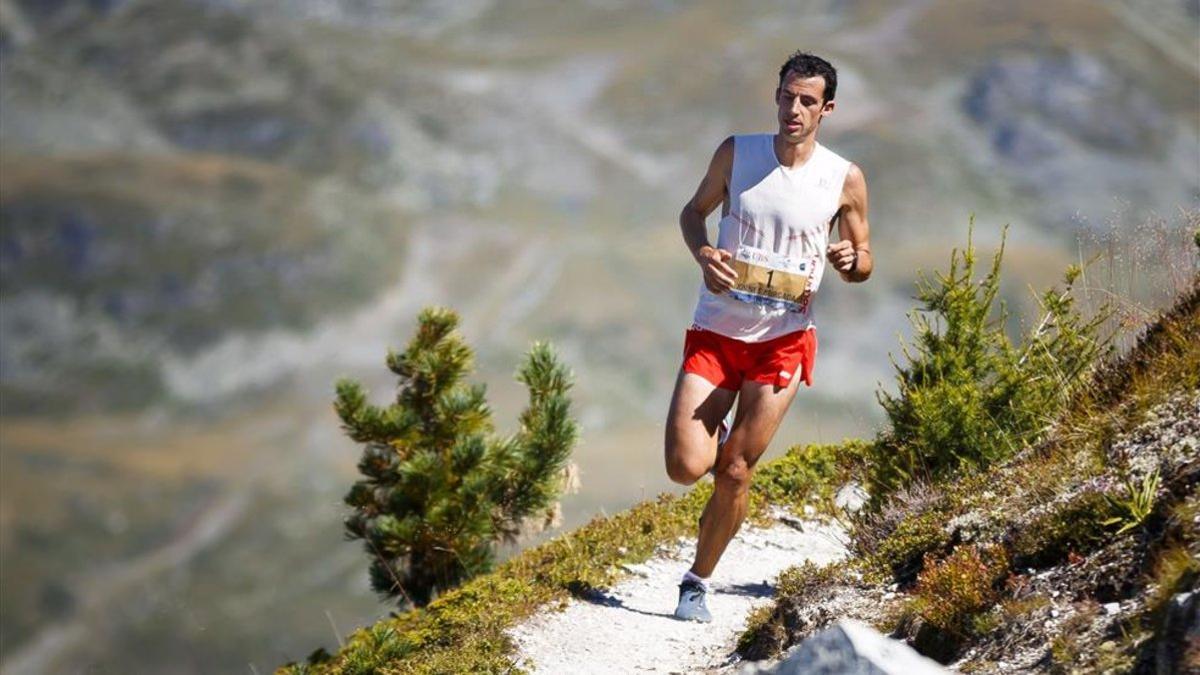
[772,133,818,169]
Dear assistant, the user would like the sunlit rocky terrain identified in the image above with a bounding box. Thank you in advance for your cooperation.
[0,0,1196,670]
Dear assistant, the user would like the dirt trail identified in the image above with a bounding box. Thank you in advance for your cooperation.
[508,514,848,674]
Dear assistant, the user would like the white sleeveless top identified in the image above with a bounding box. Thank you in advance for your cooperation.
[691,134,852,342]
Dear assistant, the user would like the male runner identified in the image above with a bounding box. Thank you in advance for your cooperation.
[664,51,872,622]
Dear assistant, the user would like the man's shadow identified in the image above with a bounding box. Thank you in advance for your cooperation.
[719,581,773,598]
[574,586,677,619]
[694,386,736,435]
[571,581,776,619]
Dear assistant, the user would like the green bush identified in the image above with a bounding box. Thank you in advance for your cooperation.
[334,307,579,606]
[750,440,870,515]
[869,222,1109,495]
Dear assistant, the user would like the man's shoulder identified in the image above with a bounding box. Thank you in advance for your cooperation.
[730,132,773,144]
[815,142,856,190]
[719,133,771,163]
[816,141,852,167]
[712,133,769,166]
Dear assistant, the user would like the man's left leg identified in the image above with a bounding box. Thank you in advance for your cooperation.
[690,373,804,578]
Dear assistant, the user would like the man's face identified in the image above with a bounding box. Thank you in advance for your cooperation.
[775,71,834,141]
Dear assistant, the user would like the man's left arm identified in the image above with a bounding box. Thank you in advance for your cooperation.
[825,163,872,283]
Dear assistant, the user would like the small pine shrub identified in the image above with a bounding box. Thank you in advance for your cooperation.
[334,306,579,606]
[340,624,408,675]
[869,221,1109,496]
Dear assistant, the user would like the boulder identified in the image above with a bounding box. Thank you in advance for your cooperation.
[742,620,948,675]
[1157,591,1198,675]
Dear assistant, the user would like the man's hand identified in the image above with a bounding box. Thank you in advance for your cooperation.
[696,245,738,294]
[825,240,857,274]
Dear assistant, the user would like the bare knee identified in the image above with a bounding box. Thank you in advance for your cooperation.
[664,424,715,486]
[714,454,754,493]
[666,452,709,486]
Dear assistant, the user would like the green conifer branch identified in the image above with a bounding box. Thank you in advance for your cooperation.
[338,308,579,607]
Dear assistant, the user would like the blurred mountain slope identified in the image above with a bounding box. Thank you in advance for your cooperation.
[0,0,1196,671]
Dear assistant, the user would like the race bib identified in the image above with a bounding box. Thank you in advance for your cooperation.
[727,244,813,313]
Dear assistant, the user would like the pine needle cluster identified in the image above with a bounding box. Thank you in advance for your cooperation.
[869,221,1110,495]
[333,307,579,606]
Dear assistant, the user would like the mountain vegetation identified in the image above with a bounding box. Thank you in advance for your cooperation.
[282,227,1198,673]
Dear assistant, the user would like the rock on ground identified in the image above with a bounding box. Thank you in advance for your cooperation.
[737,620,949,675]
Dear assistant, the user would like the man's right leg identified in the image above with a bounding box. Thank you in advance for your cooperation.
[664,367,737,622]
[664,368,738,486]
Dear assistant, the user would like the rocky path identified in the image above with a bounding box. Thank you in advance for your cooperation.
[508,514,849,674]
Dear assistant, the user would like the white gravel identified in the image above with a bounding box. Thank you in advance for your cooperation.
[508,514,849,674]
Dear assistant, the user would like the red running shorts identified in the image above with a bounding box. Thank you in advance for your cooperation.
[682,324,817,391]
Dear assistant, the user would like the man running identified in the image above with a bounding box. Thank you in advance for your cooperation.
[664,51,872,622]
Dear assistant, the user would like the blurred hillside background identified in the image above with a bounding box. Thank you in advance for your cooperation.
[0,0,1197,671]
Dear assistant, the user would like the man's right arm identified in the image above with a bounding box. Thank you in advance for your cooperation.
[680,136,737,294]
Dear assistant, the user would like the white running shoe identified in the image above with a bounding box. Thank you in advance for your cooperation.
[673,578,713,623]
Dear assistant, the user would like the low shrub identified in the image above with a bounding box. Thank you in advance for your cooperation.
[861,507,953,585]
[850,481,946,581]
[913,543,1009,637]
[736,561,858,661]
[776,560,853,598]
[737,604,782,656]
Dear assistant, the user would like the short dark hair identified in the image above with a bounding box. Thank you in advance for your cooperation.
[777,51,837,102]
